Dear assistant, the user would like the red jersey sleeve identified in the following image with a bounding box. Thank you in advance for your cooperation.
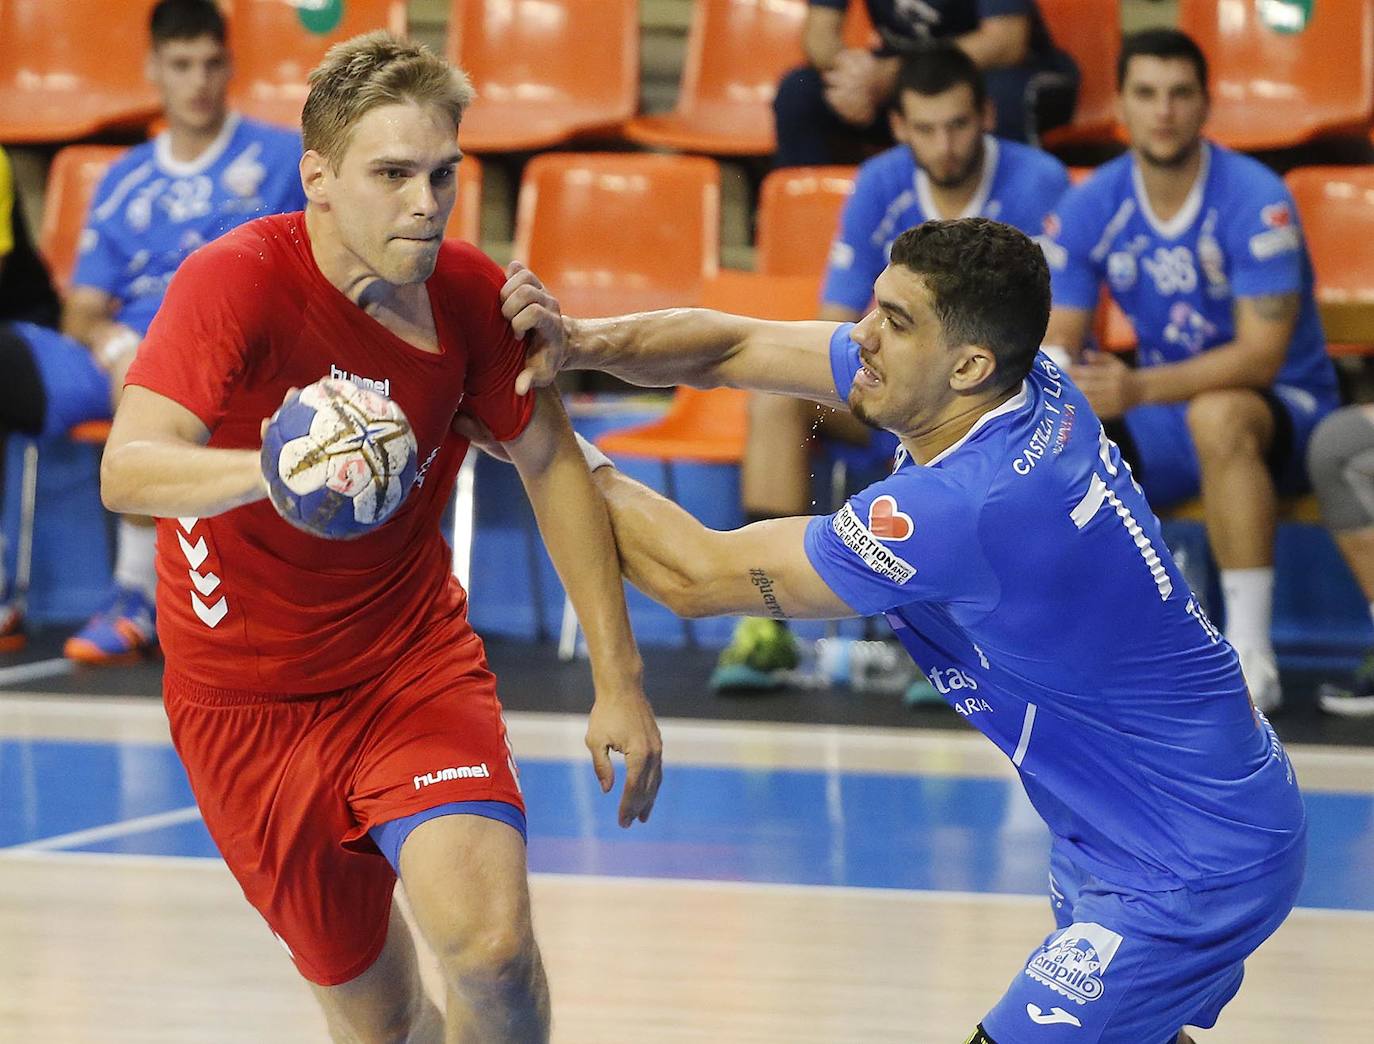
[124,225,279,431]
[443,242,535,442]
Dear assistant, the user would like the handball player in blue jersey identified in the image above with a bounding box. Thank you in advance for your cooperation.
[724,42,1068,691]
[1040,29,1339,716]
[495,217,1306,1043]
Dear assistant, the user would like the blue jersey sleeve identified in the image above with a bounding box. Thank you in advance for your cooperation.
[821,163,891,313]
[1043,182,1105,312]
[804,467,984,616]
[260,130,308,213]
[1224,176,1304,299]
[71,164,131,295]
[828,322,861,400]
[1027,159,1071,224]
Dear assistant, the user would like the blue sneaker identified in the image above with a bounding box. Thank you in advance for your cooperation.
[64,584,157,665]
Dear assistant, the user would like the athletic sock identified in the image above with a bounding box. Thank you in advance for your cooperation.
[114,520,158,602]
[1220,566,1275,656]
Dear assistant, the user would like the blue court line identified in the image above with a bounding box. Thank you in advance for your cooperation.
[2,738,1372,911]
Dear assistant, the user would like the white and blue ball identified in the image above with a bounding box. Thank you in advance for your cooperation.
[261,377,418,540]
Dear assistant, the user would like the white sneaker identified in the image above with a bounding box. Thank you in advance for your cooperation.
[1236,646,1282,714]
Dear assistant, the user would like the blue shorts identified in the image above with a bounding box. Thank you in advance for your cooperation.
[982,841,1305,1044]
[14,321,111,439]
[1122,384,1337,508]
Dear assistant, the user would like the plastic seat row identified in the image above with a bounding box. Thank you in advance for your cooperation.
[40,146,1374,348]
[0,0,405,142]
[4,1,1369,154]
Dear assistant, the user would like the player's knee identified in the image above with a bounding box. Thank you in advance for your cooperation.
[1308,407,1374,496]
[435,923,540,999]
[1185,389,1268,462]
[325,979,431,1044]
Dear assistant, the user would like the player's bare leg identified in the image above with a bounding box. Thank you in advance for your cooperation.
[311,900,443,1044]
[1188,389,1278,569]
[399,814,549,1043]
[742,393,815,518]
[1188,388,1281,708]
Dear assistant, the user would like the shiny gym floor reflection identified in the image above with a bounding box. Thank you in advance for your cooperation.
[2,695,1371,1042]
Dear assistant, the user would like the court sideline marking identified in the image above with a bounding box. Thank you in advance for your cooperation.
[5,805,203,852]
[0,658,74,687]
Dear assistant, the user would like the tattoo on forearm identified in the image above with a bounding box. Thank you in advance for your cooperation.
[749,568,788,620]
[1249,293,1299,323]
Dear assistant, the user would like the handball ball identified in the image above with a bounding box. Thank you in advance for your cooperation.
[261,377,418,540]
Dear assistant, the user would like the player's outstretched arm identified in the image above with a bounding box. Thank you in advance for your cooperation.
[501,261,845,406]
[502,386,663,828]
[579,444,856,622]
[101,385,267,517]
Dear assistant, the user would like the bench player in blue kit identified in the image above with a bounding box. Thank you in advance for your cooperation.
[493,217,1307,1043]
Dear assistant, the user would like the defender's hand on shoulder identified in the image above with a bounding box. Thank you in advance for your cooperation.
[501,260,571,395]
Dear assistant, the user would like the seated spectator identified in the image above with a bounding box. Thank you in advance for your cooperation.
[0,144,66,649]
[0,0,306,661]
[774,0,1079,167]
[1040,29,1339,714]
[1307,406,1374,717]
[715,43,1069,692]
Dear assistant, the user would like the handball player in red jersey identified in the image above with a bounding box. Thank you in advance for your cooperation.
[100,31,661,1043]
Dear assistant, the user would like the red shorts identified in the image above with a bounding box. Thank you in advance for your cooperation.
[164,617,525,986]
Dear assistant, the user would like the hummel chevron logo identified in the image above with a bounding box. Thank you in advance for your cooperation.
[177,532,208,569]
[1026,1004,1082,1027]
[178,517,198,532]
[189,569,220,596]
[192,593,228,628]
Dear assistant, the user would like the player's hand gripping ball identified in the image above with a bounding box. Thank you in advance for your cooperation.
[261,377,418,540]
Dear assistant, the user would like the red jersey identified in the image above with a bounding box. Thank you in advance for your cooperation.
[126,212,534,692]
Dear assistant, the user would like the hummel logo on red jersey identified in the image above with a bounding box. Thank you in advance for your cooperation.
[414,763,491,789]
[330,363,391,399]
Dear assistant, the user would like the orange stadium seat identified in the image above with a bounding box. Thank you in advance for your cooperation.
[512,152,720,318]
[623,0,808,157]
[755,165,855,280]
[598,388,749,466]
[1179,0,1374,151]
[227,0,407,128]
[623,0,875,156]
[1039,0,1122,147]
[447,0,638,153]
[0,0,162,143]
[38,145,126,291]
[445,155,483,245]
[1285,166,1374,354]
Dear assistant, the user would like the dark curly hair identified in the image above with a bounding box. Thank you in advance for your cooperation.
[888,218,1050,392]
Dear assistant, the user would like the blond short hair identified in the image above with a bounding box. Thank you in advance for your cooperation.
[302,31,474,167]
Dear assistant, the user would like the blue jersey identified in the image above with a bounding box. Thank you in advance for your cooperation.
[805,324,1306,891]
[1044,142,1337,404]
[73,114,306,336]
[823,136,1069,312]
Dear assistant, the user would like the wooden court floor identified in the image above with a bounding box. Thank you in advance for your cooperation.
[2,695,1372,1042]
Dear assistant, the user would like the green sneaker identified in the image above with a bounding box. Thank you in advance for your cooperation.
[710,618,799,693]
[902,673,946,707]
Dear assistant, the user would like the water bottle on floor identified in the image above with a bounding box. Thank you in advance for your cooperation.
[813,637,915,695]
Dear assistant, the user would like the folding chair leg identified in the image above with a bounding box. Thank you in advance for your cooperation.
[14,439,39,609]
